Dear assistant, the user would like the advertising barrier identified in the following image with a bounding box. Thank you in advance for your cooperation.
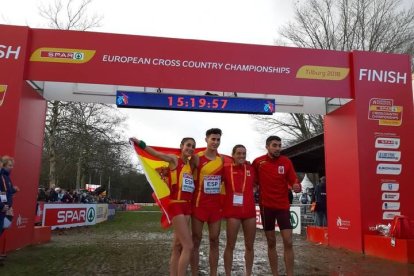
[42,203,109,230]
[256,205,301,235]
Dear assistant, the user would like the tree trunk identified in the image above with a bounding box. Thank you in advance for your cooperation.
[48,101,60,188]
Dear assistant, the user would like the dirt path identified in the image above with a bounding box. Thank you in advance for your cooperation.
[0,212,413,275]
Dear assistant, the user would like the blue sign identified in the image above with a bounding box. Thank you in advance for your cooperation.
[116,91,275,115]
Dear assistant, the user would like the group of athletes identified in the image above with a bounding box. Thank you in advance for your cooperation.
[131,127,300,276]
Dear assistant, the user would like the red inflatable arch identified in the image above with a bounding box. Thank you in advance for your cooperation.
[0,24,413,260]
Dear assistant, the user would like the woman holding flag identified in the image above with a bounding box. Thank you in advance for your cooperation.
[130,137,196,276]
[222,145,256,276]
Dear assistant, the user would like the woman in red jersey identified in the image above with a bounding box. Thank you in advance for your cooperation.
[131,137,196,276]
[222,145,256,276]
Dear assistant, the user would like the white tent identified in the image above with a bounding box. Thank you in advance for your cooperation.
[300,174,314,192]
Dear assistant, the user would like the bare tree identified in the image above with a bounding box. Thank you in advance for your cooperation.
[253,113,324,146]
[39,0,103,188]
[254,0,414,143]
[39,0,102,31]
[281,0,414,53]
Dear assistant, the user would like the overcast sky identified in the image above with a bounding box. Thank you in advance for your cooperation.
[1,0,296,160]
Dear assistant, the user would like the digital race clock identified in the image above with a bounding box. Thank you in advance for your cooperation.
[116,91,275,115]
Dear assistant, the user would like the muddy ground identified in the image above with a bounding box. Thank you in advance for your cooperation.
[1,212,413,275]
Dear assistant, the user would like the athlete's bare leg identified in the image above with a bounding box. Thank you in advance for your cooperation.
[280,229,294,276]
[241,217,256,276]
[191,216,204,276]
[171,215,193,276]
[208,220,221,276]
[224,218,241,276]
[265,230,279,276]
[170,232,181,276]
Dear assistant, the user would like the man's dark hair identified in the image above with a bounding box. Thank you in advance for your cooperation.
[206,128,222,137]
[266,135,281,146]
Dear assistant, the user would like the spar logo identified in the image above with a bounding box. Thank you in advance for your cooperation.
[41,50,84,60]
[87,207,96,222]
[290,211,299,229]
[30,47,96,64]
[56,208,87,224]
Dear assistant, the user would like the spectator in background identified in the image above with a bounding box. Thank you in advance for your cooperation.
[313,176,327,227]
[299,189,311,205]
[0,156,20,262]
[37,187,47,202]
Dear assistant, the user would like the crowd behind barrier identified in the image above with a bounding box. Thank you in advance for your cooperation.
[35,187,148,227]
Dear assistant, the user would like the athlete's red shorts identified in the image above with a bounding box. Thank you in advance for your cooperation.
[168,201,192,220]
[192,205,222,223]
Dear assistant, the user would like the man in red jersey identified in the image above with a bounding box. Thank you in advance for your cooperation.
[252,136,300,276]
[191,128,224,276]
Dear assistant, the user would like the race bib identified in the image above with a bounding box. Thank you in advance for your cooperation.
[0,194,7,203]
[233,192,244,206]
[203,175,221,194]
[182,173,195,193]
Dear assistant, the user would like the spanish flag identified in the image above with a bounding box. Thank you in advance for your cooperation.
[130,139,231,228]
[130,140,177,228]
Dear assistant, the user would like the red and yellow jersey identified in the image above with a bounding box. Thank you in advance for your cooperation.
[193,151,224,208]
[252,154,297,210]
[222,162,256,219]
[168,157,194,202]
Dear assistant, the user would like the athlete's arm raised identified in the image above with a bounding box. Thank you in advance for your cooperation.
[130,137,178,169]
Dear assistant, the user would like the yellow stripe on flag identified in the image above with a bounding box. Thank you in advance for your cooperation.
[137,155,170,199]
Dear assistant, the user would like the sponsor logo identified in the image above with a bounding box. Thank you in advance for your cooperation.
[382,202,400,210]
[30,47,96,64]
[264,101,274,113]
[375,137,400,149]
[290,211,299,229]
[97,206,104,219]
[57,208,87,224]
[381,183,399,191]
[87,207,96,222]
[376,164,402,175]
[0,84,7,107]
[16,214,29,229]
[336,217,351,230]
[359,68,407,85]
[116,93,129,105]
[376,150,401,162]
[0,45,21,60]
[383,211,401,220]
[382,192,399,201]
